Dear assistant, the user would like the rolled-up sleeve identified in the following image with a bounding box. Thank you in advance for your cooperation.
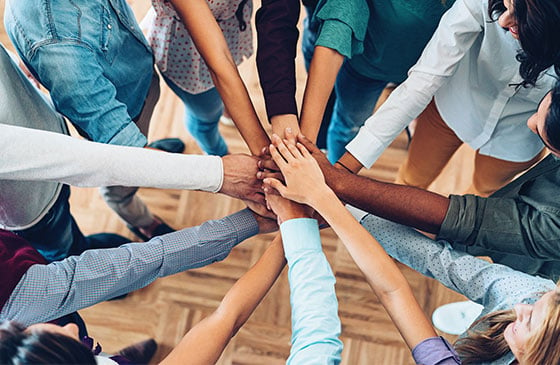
[439,194,560,261]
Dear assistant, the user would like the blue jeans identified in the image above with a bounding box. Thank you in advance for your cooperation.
[13,185,129,262]
[327,62,387,162]
[13,185,87,262]
[164,76,228,156]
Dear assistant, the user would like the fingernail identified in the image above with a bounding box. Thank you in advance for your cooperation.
[257,171,262,178]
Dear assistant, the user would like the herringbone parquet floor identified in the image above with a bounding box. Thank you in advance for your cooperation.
[1,1,477,363]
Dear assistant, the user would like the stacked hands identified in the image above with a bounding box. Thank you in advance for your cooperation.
[257,129,340,225]
[220,127,350,228]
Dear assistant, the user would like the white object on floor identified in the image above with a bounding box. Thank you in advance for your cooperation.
[219,115,235,126]
[432,300,484,335]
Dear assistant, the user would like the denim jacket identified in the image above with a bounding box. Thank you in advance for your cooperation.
[4,0,153,147]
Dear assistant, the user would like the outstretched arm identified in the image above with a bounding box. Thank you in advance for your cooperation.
[2,210,267,326]
[262,134,436,350]
[169,0,270,155]
[160,236,286,365]
[260,133,449,234]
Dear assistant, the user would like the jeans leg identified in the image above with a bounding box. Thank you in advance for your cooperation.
[13,185,87,262]
[164,77,228,156]
[327,62,387,162]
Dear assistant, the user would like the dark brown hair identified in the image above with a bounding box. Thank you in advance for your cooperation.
[488,0,560,87]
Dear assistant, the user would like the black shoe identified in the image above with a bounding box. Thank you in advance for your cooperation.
[147,138,185,154]
[85,233,130,250]
[127,218,175,241]
[116,338,158,364]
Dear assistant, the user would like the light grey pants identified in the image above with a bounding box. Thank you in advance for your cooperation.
[99,70,161,229]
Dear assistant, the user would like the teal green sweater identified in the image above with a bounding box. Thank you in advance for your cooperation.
[314,0,454,82]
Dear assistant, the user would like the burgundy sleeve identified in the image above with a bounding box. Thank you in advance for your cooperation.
[256,0,300,120]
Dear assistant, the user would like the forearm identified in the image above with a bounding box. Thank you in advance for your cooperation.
[357,213,556,311]
[330,169,449,234]
[161,237,286,365]
[0,124,223,192]
[299,46,344,142]
[314,195,436,349]
[2,210,258,325]
[171,0,270,154]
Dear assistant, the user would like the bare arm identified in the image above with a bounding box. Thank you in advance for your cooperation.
[260,133,449,234]
[263,134,437,349]
[168,0,270,154]
[160,236,286,365]
[299,46,344,142]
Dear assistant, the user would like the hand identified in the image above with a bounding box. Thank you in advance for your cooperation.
[249,208,279,234]
[220,154,266,205]
[243,199,276,220]
[263,133,331,206]
[263,188,308,225]
[295,134,350,192]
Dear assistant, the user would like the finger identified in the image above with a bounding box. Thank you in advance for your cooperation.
[297,142,312,158]
[297,133,321,154]
[258,158,279,171]
[263,177,289,197]
[272,135,297,163]
[284,127,297,144]
[257,171,284,182]
[269,144,289,170]
[286,141,304,160]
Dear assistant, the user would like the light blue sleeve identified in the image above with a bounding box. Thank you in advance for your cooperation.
[280,218,343,365]
[358,214,555,315]
[1,210,258,326]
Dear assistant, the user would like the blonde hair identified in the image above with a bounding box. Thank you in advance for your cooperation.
[455,285,560,364]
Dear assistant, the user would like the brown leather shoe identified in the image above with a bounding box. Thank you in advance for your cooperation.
[115,338,157,364]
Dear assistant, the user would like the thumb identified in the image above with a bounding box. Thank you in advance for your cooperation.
[297,133,320,154]
[263,178,289,198]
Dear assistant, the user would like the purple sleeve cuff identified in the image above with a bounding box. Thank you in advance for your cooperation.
[412,336,461,365]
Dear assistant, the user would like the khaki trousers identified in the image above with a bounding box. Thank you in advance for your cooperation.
[395,100,545,197]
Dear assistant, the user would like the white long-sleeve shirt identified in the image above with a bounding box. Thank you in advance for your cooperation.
[0,124,223,230]
[346,0,556,168]
[0,43,222,230]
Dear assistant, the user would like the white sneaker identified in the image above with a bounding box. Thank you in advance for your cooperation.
[431,301,484,335]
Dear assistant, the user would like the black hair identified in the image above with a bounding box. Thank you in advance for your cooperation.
[545,80,560,151]
[0,321,96,365]
[488,0,560,87]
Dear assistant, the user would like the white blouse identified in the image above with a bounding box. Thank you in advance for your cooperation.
[346,0,557,167]
[144,0,253,94]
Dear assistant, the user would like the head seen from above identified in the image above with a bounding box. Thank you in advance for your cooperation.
[455,284,560,364]
[489,0,560,86]
[526,80,560,157]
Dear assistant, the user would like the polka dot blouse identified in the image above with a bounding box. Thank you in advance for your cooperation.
[145,0,253,94]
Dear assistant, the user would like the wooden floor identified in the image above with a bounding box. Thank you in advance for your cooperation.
[1,1,477,363]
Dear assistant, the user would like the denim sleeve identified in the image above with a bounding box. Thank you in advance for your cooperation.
[280,218,343,365]
[358,214,555,315]
[1,210,258,326]
[439,194,560,260]
[28,42,146,147]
